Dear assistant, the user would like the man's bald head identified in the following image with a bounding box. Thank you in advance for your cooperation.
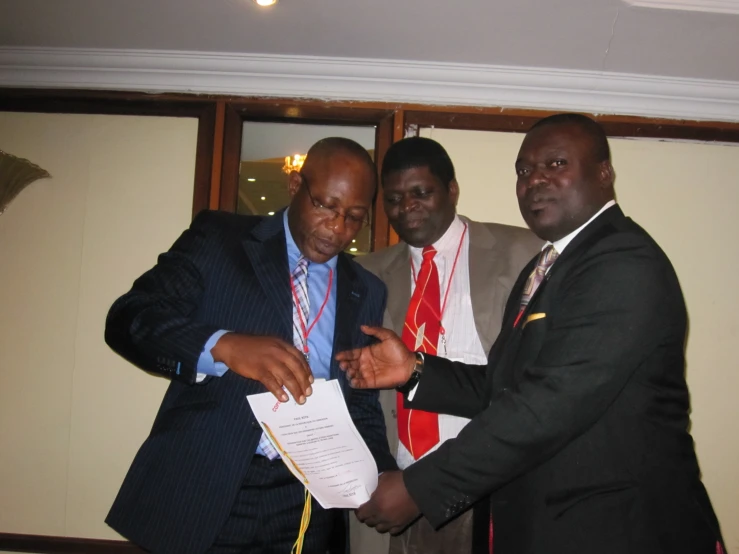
[301,137,377,194]
[527,113,611,163]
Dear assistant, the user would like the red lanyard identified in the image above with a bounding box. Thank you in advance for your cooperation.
[410,222,468,339]
[290,266,333,361]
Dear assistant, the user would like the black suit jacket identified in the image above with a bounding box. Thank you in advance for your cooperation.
[403,206,724,554]
[104,210,396,554]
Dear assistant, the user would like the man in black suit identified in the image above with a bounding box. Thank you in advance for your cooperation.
[337,114,726,554]
[104,137,396,554]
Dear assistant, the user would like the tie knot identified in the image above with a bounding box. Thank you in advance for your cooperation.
[293,256,309,275]
[422,245,437,260]
[538,245,559,270]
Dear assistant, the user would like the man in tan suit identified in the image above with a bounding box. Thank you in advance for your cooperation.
[352,136,541,554]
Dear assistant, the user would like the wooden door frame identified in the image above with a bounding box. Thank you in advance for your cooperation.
[214,98,403,251]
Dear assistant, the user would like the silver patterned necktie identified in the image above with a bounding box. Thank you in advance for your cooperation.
[291,256,310,361]
[257,256,310,460]
[517,245,558,323]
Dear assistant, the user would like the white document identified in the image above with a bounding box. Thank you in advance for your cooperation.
[247,379,379,509]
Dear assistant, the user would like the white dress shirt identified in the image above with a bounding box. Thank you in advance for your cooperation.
[397,215,488,470]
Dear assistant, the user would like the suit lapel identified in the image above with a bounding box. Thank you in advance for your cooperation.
[382,245,412,334]
[547,204,624,274]
[487,256,534,390]
[466,218,517,350]
[493,205,626,388]
[512,205,625,329]
[331,253,367,395]
[241,211,292,339]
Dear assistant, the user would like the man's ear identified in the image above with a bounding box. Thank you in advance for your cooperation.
[448,179,460,207]
[287,171,302,199]
[599,161,615,189]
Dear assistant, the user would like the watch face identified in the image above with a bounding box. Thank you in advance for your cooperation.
[397,368,419,394]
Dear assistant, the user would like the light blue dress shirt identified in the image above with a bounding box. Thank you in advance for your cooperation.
[196,209,337,382]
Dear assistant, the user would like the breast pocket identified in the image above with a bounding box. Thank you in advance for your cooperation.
[522,312,546,329]
[510,312,549,378]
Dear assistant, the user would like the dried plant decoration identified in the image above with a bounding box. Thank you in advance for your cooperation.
[0,150,51,215]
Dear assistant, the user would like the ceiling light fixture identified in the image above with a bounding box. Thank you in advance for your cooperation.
[247,178,256,182]
[254,0,278,6]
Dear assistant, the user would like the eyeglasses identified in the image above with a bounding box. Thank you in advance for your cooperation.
[301,174,371,229]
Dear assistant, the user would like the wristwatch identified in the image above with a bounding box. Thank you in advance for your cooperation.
[396,352,424,394]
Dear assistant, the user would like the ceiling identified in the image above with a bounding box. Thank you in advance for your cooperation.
[0,0,738,122]
[0,0,737,82]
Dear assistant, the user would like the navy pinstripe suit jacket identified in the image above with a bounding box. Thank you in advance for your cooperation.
[104,210,396,554]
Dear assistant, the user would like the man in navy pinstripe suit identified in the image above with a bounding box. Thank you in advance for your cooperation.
[104,137,396,554]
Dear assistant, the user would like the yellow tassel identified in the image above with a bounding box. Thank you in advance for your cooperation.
[291,488,312,554]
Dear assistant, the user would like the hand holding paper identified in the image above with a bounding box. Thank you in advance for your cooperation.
[356,471,420,535]
[247,379,378,509]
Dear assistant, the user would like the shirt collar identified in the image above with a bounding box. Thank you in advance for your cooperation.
[547,200,617,255]
[409,215,465,258]
[283,209,338,271]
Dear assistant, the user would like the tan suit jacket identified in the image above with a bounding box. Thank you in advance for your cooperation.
[350,216,542,554]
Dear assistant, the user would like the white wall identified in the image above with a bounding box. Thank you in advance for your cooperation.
[422,127,739,551]
[0,112,197,539]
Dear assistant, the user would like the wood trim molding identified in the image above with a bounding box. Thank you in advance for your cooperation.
[219,103,245,213]
[1,47,738,123]
[208,101,227,210]
[226,100,398,125]
[192,103,217,217]
[386,110,407,247]
[3,89,738,142]
[0,533,145,553]
[372,112,395,252]
[404,108,739,142]
[0,88,213,115]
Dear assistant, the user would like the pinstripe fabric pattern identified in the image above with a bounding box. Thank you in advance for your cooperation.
[104,210,396,554]
[208,456,335,554]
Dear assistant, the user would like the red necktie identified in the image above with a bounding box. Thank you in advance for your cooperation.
[398,246,441,459]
